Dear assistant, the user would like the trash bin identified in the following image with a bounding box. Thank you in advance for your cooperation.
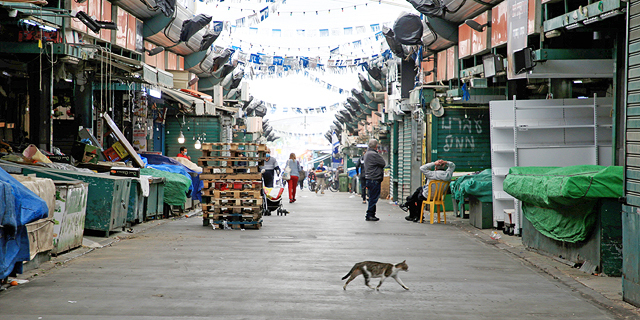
[468,195,492,229]
[51,180,89,254]
[145,177,165,220]
[339,173,349,192]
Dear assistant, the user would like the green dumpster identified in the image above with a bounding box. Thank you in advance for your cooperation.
[145,177,165,220]
[127,179,144,225]
[21,167,132,237]
[339,173,349,192]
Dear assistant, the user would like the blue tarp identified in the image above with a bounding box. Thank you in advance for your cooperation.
[140,154,203,201]
[0,168,49,279]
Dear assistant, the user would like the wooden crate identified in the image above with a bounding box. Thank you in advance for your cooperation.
[200,148,266,158]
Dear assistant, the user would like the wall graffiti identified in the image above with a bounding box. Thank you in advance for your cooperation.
[441,117,485,152]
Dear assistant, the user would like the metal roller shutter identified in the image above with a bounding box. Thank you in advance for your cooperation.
[165,115,221,158]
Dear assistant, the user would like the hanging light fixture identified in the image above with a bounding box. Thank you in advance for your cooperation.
[194,139,202,150]
[178,131,185,144]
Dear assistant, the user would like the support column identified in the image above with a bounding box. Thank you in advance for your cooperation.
[28,60,51,151]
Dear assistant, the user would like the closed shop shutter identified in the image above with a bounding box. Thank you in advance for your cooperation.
[165,115,221,158]
[429,108,491,171]
[623,0,640,306]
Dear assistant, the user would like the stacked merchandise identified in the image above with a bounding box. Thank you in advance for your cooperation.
[199,142,266,229]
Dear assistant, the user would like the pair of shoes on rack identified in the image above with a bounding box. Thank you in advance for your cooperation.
[365,216,380,221]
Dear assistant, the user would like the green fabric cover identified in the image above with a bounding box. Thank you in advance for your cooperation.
[503,166,623,243]
[140,168,191,206]
[450,169,493,214]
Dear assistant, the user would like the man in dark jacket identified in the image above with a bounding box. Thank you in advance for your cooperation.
[363,139,386,221]
[354,149,367,204]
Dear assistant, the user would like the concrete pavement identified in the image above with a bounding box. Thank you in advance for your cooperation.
[1,188,640,319]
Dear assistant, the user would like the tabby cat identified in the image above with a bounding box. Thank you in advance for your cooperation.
[342,260,409,291]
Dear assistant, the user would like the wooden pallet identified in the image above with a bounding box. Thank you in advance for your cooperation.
[197,158,264,168]
[203,212,262,220]
[201,166,260,174]
[200,173,262,180]
[202,198,262,206]
[206,220,263,230]
[201,189,261,198]
[202,204,262,214]
[200,149,266,158]
[202,142,267,152]
[202,180,263,190]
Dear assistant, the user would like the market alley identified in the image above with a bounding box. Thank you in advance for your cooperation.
[0,189,636,320]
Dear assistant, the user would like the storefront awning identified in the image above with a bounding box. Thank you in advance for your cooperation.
[161,87,205,111]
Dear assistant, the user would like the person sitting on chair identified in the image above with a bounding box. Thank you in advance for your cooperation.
[400,159,455,222]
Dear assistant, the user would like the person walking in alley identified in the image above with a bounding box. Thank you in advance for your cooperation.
[260,151,280,188]
[363,139,386,221]
[400,159,456,222]
[315,162,327,194]
[284,153,301,203]
[298,166,306,190]
[355,149,367,204]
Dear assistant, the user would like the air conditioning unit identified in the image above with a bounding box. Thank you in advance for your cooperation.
[409,89,421,105]
[211,85,223,107]
[241,82,250,101]
[400,99,413,112]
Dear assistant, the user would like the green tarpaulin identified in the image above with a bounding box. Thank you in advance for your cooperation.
[140,168,191,206]
[450,169,493,214]
[503,165,623,243]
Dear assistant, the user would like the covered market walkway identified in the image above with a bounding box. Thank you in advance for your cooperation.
[0,189,638,319]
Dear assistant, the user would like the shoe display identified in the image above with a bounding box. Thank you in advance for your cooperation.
[365,217,380,221]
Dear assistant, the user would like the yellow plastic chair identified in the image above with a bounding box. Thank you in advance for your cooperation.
[420,180,450,224]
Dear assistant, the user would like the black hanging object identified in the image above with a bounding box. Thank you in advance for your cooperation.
[382,26,405,59]
[199,29,221,52]
[393,13,424,45]
[180,14,212,42]
[406,0,446,18]
[156,0,176,17]
[357,74,373,92]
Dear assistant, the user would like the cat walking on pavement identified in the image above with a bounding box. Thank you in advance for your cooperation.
[342,260,409,291]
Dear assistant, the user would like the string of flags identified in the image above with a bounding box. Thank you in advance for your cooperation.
[199,0,284,29]
[231,49,392,75]
[201,0,385,18]
[251,70,351,95]
[272,129,325,137]
[253,100,345,115]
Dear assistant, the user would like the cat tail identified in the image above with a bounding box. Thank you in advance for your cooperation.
[342,265,357,280]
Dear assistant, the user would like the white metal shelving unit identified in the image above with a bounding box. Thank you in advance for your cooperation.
[489,96,613,235]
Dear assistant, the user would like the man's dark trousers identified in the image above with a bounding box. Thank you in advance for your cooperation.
[263,170,275,188]
[366,179,381,219]
[407,186,426,220]
[360,177,367,201]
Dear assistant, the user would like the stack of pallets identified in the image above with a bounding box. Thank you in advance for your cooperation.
[199,142,266,229]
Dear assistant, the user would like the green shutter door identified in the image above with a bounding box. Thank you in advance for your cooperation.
[391,120,399,201]
[623,0,640,306]
[166,116,221,158]
[430,108,491,171]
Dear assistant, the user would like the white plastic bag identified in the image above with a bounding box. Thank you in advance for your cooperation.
[490,231,502,240]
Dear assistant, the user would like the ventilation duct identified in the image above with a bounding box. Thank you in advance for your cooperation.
[143,5,207,56]
[199,29,221,52]
[422,16,458,51]
[117,0,175,20]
